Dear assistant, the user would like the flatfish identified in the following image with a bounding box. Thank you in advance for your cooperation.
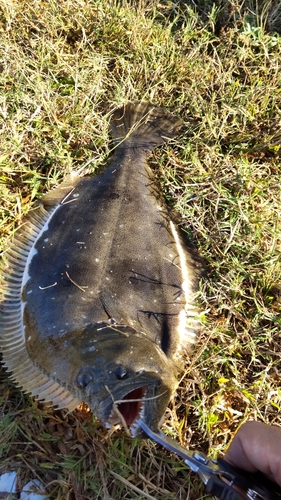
[0,102,199,435]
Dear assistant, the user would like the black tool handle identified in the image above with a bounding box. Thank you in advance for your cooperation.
[218,458,281,500]
[205,474,245,500]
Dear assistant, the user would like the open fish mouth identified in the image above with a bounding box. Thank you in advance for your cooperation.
[100,374,171,436]
[106,386,147,434]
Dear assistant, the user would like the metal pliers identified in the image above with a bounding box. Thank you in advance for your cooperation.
[137,420,281,500]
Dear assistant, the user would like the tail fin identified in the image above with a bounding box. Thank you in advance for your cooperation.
[110,101,183,151]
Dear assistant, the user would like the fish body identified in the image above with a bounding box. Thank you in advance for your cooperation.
[0,102,199,435]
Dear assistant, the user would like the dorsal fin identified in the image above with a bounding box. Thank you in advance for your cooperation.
[41,172,80,208]
[0,195,80,411]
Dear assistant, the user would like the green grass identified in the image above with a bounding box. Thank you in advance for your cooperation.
[1,0,281,498]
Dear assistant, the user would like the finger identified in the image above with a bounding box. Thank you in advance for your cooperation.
[224,421,281,487]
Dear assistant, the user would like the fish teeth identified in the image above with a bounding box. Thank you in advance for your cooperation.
[130,392,146,437]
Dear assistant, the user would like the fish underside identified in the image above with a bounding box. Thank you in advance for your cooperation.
[0,102,199,435]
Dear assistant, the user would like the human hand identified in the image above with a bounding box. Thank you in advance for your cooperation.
[224,421,281,487]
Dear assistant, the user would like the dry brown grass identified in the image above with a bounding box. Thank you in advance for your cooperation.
[1,0,281,498]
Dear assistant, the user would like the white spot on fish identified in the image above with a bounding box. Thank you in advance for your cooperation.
[44,238,49,242]
[73,193,80,198]
[95,258,99,262]
[119,224,124,228]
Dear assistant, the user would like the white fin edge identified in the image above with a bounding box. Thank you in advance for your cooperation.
[169,221,200,359]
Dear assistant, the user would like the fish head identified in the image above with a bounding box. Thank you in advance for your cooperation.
[70,324,178,436]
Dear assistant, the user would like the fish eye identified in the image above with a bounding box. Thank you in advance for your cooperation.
[75,368,94,388]
[113,365,128,380]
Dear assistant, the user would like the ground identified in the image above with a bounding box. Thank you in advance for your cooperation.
[0,1,281,499]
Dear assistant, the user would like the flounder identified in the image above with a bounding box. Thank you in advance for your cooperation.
[0,102,199,435]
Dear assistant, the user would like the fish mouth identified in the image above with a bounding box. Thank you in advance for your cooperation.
[106,385,147,435]
[103,374,171,437]
[76,363,174,436]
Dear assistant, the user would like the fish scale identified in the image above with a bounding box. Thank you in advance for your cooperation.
[0,101,200,435]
